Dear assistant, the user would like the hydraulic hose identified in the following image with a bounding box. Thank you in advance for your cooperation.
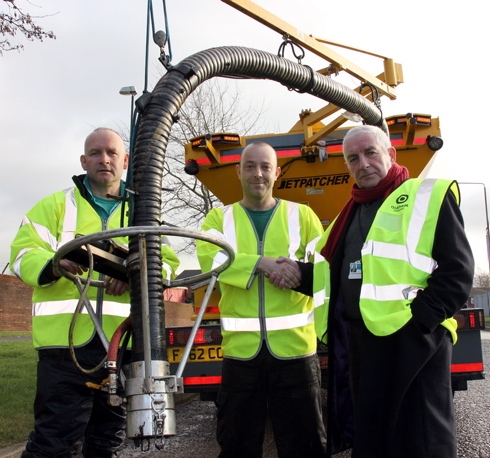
[107,316,132,366]
[128,46,387,362]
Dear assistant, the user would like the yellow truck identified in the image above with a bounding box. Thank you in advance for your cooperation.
[164,112,485,399]
[152,0,485,403]
[54,0,484,443]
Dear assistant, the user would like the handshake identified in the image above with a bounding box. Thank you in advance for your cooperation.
[257,256,302,290]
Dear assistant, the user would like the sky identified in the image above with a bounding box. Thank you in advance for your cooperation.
[1,0,490,274]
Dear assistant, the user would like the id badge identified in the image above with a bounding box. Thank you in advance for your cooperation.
[348,260,362,279]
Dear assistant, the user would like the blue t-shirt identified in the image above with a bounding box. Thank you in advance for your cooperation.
[83,176,125,221]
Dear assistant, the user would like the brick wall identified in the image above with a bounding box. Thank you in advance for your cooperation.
[0,272,480,333]
[0,274,193,332]
[0,274,33,332]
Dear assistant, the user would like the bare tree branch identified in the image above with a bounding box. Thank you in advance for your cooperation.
[1,0,56,55]
[474,268,490,288]
[161,79,266,254]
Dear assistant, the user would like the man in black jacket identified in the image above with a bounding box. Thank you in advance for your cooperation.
[272,125,474,458]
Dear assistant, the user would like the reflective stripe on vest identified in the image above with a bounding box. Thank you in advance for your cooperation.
[222,205,238,252]
[312,250,329,306]
[362,240,436,275]
[11,247,29,277]
[224,201,302,254]
[313,224,334,308]
[213,201,302,267]
[362,283,421,302]
[198,200,323,358]
[287,203,301,261]
[360,179,438,303]
[358,179,460,340]
[221,309,314,332]
[33,219,60,251]
[13,188,95,277]
[60,188,78,246]
[216,201,308,333]
[307,234,330,308]
[305,235,320,263]
[33,299,130,317]
[209,205,238,271]
[11,215,63,277]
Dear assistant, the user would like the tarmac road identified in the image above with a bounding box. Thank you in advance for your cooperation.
[2,331,489,458]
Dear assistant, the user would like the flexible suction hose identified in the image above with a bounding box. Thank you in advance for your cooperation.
[128,46,387,361]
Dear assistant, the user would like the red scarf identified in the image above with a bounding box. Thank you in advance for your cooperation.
[320,163,409,263]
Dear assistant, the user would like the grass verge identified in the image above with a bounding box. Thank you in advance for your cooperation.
[0,331,31,338]
[0,336,36,449]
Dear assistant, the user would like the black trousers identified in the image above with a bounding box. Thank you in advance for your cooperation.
[349,319,456,458]
[22,344,126,458]
[216,345,327,458]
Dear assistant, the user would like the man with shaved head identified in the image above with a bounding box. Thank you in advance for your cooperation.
[11,127,179,457]
[197,141,327,457]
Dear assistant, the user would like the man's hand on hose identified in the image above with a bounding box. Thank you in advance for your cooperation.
[103,277,129,296]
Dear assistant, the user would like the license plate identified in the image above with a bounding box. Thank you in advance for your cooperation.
[167,345,223,363]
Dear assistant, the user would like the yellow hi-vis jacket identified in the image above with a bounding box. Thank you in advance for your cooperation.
[313,178,460,344]
[10,184,180,350]
[197,200,324,359]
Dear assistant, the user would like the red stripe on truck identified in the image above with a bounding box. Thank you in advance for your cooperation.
[184,376,222,386]
[451,362,484,373]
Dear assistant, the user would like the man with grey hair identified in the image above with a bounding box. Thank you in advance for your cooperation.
[277,125,474,457]
[319,125,473,457]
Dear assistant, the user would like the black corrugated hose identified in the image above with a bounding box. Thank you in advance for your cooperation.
[127,46,387,361]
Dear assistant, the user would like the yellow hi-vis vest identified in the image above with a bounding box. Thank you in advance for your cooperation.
[10,185,180,349]
[197,200,324,359]
[314,178,460,344]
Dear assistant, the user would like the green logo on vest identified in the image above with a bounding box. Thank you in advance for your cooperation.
[391,194,409,212]
[396,194,409,204]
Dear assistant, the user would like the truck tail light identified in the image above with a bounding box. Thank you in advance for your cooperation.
[166,326,222,346]
[454,309,486,331]
[318,355,328,371]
